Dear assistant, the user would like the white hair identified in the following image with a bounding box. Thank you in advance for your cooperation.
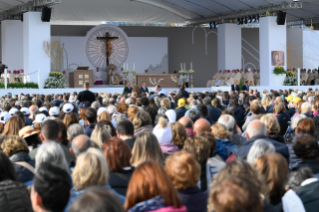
[218,114,235,133]
[292,114,307,130]
[301,102,312,114]
[107,105,117,114]
[125,98,133,105]
[298,90,303,94]
[247,140,275,164]
[35,141,69,173]
[246,120,267,138]
[308,96,313,103]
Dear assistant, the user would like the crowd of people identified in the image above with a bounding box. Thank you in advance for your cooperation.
[1,82,319,212]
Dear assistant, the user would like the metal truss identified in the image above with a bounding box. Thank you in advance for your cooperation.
[186,2,302,26]
[287,17,319,26]
[0,0,61,21]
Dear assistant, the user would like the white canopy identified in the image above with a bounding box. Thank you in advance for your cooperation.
[1,0,319,23]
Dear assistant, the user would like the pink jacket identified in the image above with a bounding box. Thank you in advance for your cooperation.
[150,206,187,212]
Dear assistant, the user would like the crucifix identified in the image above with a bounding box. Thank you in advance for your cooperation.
[97,33,119,66]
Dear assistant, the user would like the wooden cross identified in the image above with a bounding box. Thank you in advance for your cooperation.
[97,33,119,66]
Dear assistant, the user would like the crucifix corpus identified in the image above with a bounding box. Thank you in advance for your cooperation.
[97,33,119,66]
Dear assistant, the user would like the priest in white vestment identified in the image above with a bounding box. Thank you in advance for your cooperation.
[94,67,103,85]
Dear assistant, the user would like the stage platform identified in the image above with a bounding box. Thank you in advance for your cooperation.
[0,85,315,96]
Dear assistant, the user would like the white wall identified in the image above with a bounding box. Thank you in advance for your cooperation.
[217,24,241,70]
[303,30,319,69]
[1,20,24,71]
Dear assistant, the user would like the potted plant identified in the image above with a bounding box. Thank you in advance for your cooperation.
[273,66,287,86]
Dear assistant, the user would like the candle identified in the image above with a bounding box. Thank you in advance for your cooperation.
[4,68,7,90]
[190,62,193,70]
[133,63,135,70]
[38,69,40,89]
[298,68,300,86]
[184,63,186,70]
[180,63,183,70]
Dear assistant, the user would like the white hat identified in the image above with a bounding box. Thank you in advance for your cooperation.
[152,124,173,145]
[63,103,74,114]
[33,114,47,124]
[9,107,18,116]
[165,109,176,124]
[0,112,11,124]
[20,107,30,115]
[97,107,108,116]
[49,106,60,116]
[39,106,48,112]
[69,96,76,103]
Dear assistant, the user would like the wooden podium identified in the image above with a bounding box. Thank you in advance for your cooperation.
[70,70,94,88]
[136,74,179,88]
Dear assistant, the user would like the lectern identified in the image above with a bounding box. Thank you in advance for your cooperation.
[73,70,94,88]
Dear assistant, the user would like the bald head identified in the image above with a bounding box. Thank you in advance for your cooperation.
[275,96,283,103]
[193,118,211,136]
[245,120,267,139]
[72,135,92,157]
[29,105,38,115]
[178,116,193,128]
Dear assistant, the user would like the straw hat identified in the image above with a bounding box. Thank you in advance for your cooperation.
[19,126,40,139]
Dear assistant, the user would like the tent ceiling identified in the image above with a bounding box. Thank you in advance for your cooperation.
[1,0,319,24]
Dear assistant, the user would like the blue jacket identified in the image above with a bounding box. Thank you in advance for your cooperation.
[64,184,125,212]
[178,187,207,212]
[25,117,33,126]
[175,107,187,121]
[10,152,35,183]
[232,135,289,162]
[85,124,95,137]
[51,99,64,107]
[276,113,289,136]
[266,105,274,113]
[233,107,245,124]
[217,139,238,156]
[206,105,221,122]
[214,140,230,161]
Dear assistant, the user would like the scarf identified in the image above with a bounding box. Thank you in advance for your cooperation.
[160,143,179,154]
[128,195,166,212]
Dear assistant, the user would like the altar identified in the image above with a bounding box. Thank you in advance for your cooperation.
[1,73,24,83]
[136,74,179,88]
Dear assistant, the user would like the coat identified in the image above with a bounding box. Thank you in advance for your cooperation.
[109,167,134,196]
[178,187,207,212]
[175,107,187,121]
[134,125,153,137]
[295,180,319,212]
[0,180,33,212]
[287,143,301,170]
[276,113,289,136]
[206,105,221,122]
[313,115,319,139]
[292,158,319,174]
[10,151,35,183]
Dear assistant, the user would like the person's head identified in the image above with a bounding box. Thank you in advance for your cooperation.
[103,137,131,172]
[193,118,210,136]
[130,131,163,167]
[245,120,268,140]
[293,134,319,160]
[211,123,231,140]
[2,116,24,136]
[31,162,71,212]
[188,109,201,123]
[155,85,161,91]
[254,153,289,201]
[260,114,280,135]
[124,161,183,210]
[170,122,187,148]
[247,140,275,164]
[0,151,17,181]
[296,118,315,134]
[291,114,306,131]
[285,167,314,192]
[132,111,152,129]
[84,82,90,90]
[85,108,97,124]
[209,176,263,212]
[35,141,69,172]
[72,148,109,190]
[90,124,111,149]
[165,150,200,191]
[301,102,312,114]
[67,124,85,142]
[160,98,171,109]
[63,112,79,130]
[116,120,134,140]
[127,82,131,87]
[1,135,29,157]
[250,99,261,115]
[183,136,210,165]
[178,116,193,129]
[127,106,140,122]
[13,111,25,123]
[68,187,125,212]
[40,120,60,142]
[273,101,285,114]
[97,111,110,122]
[72,135,92,157]
[217,114,235,134]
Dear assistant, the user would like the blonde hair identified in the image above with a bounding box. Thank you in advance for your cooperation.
[183,136,210,164]
[132,111,151,129]
[261,96,272,111]
[211,123,231,140]
[127,106,140,122]
[260,114,280,134]
[130,131,163,167]
[90,124,111,149]
[72,148,109,190]
[160,98,171,109]
[1,136,29,157]
[98,111,110,122]
[273,102,285,114]
[2,117,24,136]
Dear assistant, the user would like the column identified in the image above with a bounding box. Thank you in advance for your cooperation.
[217,23,242,70]
[259,16,287,86]
[23,12,50,87]
[1,20,24,71]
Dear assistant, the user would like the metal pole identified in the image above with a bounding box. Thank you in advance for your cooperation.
[298,68,300,86]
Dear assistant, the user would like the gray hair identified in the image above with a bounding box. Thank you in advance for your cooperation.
[190,100,198,107]
[218,114,235,133]
[35,141,69,172]
[107,105,117,114]
[115,114,127,126]
[292,114,307,130]
[247,139,275,164]
[154,96,161,107]
[72,135,92,157]
[203,97,212,106]
[301,102,312,114]
[158,107,168,115]
[91,101,101,111]
[246,120,267,138]
[67,123,85,141]
[125,98,133,105]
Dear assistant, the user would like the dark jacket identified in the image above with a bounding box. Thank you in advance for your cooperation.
[233,106,245,125]
[242,84,249,91]
[216,139,238,157]
[206,105,221,122]
[287,143,301,170]
[313,115,319,139]
[25,117,33,126]
[179,90,189,99]
[124,138,135,150]
[266,105,274,113]
[175,107,187,121]
[268,133,285,143]
[178,187,207,212]
[109,167,134,196]
[10,152,35,183]
[232,135,289,161]
[296,180,319,212]
[140,86,149,93]
[85,124,95,137]
[232,133,246,146]
[276,113,289,136]
[77,90,96,104]
[0,180,33,212]
[292,158,319,174]
[51,99,64,107]
[124,87,132,94]
[288,107,296,118]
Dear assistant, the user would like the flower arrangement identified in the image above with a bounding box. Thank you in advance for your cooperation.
[21,69,24,73]
[131,70,137,75]
[44,72,67,88]
[63,70,66,74]
[0,82,38,89]
[121,70,130,74]
[283,74,298,86]
[7,70,10,73]
[179,70,187,74]
[273,66,287,75]
[188,70,195,74]
[13,70,20,74]
[286,70,295,76]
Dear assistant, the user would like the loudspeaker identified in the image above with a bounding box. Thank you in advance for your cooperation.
[21,14,23,22]
[277,11,286,25]
[41,7,52,22]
